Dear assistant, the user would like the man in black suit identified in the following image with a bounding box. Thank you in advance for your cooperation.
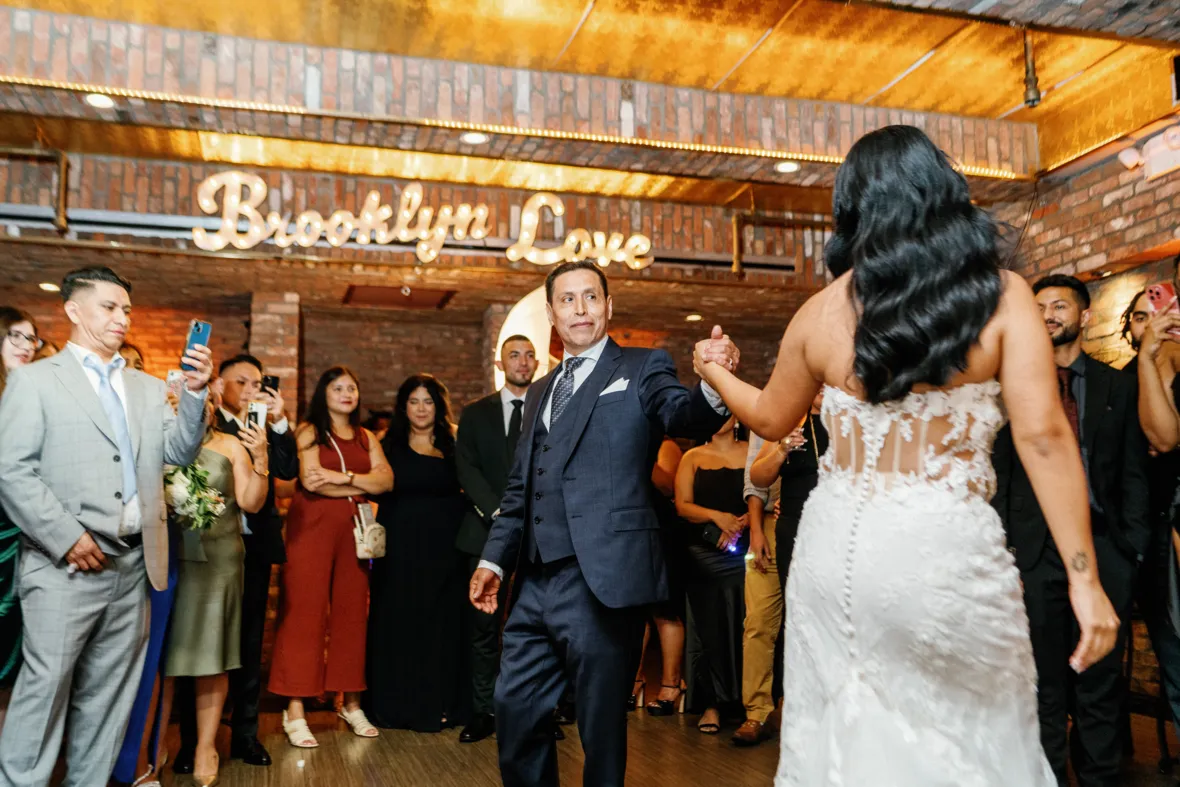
[174,354,299,771]
[469,260,738,787]
[993,274,1150,787]
[455,334,539,743]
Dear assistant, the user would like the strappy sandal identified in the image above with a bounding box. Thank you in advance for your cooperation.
[282,710,319,748]
[338,706,380,738]
[645,682,686,716]
[697,709,721,735]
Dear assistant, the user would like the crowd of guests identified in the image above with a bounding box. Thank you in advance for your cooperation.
[3,256,1180,786]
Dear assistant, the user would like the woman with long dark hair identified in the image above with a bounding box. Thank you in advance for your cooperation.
[695,125,1117,784]
[268,366,393,748]
[0,307,38,719]
[365,374,469,731]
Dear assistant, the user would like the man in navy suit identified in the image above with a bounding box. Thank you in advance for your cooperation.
[469,260,738,787]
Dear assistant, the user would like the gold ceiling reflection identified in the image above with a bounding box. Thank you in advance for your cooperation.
[10,0,1172,120]
[0,112,837,213]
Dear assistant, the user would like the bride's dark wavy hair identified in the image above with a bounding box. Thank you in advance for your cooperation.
[825,125,1004,404]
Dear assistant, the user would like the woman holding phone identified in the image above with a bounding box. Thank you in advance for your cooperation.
[268,366,393,748]
[674,416,750,735]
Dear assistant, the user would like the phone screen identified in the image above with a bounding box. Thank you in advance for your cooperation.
[181,320,212,372]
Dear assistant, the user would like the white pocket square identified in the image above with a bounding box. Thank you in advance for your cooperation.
[600,378,630,396]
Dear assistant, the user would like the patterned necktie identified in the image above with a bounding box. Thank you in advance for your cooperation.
[550,357,588,424]
[507,399,524,465]
[84,354,138,502]
[1056,366,1080,442]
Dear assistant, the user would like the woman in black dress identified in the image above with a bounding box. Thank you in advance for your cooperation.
[366,374,469,731]
[675,417,750,734]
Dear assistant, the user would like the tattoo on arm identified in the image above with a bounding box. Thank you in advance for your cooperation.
[1070,551,1090,573]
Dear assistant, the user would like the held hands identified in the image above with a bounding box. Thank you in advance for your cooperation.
[1068,578,1120,673]
[693,325,741,383]
[470,567,502,614]
[181,344,214,392]
[66,532,107,573]
[1141,309,1180,360]
[715,512,749,549]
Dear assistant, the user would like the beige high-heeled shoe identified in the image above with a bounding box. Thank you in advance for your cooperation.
[283,709,320,748]
[339,706,379,738]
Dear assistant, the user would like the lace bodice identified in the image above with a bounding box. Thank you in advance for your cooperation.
[819,381,1006,501]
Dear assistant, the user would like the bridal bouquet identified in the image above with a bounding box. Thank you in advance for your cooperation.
[164,464,226,531]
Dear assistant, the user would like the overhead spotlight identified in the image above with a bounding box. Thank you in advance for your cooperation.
[39,282,60,292]
[459,131,490,145]
[775,160,801,174]
[85,93,115,109]
[685,313,703,323]
[1022,30,1041,109]
[1098,270,1113,278]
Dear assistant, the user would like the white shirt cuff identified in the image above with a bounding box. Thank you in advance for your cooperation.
[701,381,728,415]
[477,559,504,580]
[184,386,208,401]
[271,417,289,434]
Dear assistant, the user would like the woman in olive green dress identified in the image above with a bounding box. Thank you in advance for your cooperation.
[161,404,269,786]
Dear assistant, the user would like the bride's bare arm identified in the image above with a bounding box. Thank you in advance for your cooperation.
[696,295,824,442]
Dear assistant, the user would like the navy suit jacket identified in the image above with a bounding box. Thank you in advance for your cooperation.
[481,337,727,609]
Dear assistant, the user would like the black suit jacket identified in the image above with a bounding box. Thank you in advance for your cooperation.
[992,354,1151,574]
[480,338,728,609]
[215,410,300,564]
[455,390,519,557]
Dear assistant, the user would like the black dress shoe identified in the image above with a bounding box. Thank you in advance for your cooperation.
[230,737,272,766]
[172,746,195,774]
[459,714,496,743]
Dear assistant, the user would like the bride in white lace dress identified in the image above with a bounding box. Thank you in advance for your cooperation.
[696,126,1120,786]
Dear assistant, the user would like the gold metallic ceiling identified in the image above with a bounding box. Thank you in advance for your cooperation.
[9,0,1173,123]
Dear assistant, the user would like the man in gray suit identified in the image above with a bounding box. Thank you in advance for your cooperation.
[0,266,211,786]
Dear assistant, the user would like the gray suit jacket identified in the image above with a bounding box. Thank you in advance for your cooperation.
[0,349,206,591]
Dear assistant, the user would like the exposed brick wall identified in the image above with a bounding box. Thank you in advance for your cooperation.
[7,295,250,379]
[0,7,1037,174]
[996,158,1180,280]
[248,292,300,420]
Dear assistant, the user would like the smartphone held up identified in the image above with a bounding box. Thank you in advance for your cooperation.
[181,320,212,371]
[1145,283,1180,338]
[246,401,267,430]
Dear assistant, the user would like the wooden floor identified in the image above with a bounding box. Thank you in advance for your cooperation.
[141,709,1180,786]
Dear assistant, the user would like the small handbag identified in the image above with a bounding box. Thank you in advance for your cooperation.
[329,436,386,559]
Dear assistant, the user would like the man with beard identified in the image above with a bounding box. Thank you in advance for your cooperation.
[455,335,540,743]
[992,273,1150,787]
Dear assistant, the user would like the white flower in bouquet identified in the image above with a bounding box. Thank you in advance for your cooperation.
[165,464,226,531]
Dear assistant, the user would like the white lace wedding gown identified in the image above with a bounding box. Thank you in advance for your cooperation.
[776,382,1055,786]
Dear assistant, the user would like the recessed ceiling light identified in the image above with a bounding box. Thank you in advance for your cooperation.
[774,160,801,174]
[460,131,490,145]
[39,282,60,292]
[685,314,703,322]
[85,93,116,109]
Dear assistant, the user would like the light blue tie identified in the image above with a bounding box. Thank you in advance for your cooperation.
[84,354,138,502]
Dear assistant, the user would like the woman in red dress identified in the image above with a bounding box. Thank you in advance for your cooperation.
[268,366,393,747]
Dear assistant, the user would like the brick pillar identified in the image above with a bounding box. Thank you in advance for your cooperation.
[482,303,511,393]
[249,292,301,420]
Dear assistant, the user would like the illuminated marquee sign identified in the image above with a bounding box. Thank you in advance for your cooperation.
[191,171,653,269]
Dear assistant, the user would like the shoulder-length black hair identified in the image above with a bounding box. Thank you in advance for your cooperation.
[385,373,456,457]
[305,366,363,446]
[824,125,1004,404]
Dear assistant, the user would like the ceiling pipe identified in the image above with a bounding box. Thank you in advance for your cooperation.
[1022,28,1042,108]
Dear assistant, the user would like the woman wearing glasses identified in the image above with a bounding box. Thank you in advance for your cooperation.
[0,306,41,719]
